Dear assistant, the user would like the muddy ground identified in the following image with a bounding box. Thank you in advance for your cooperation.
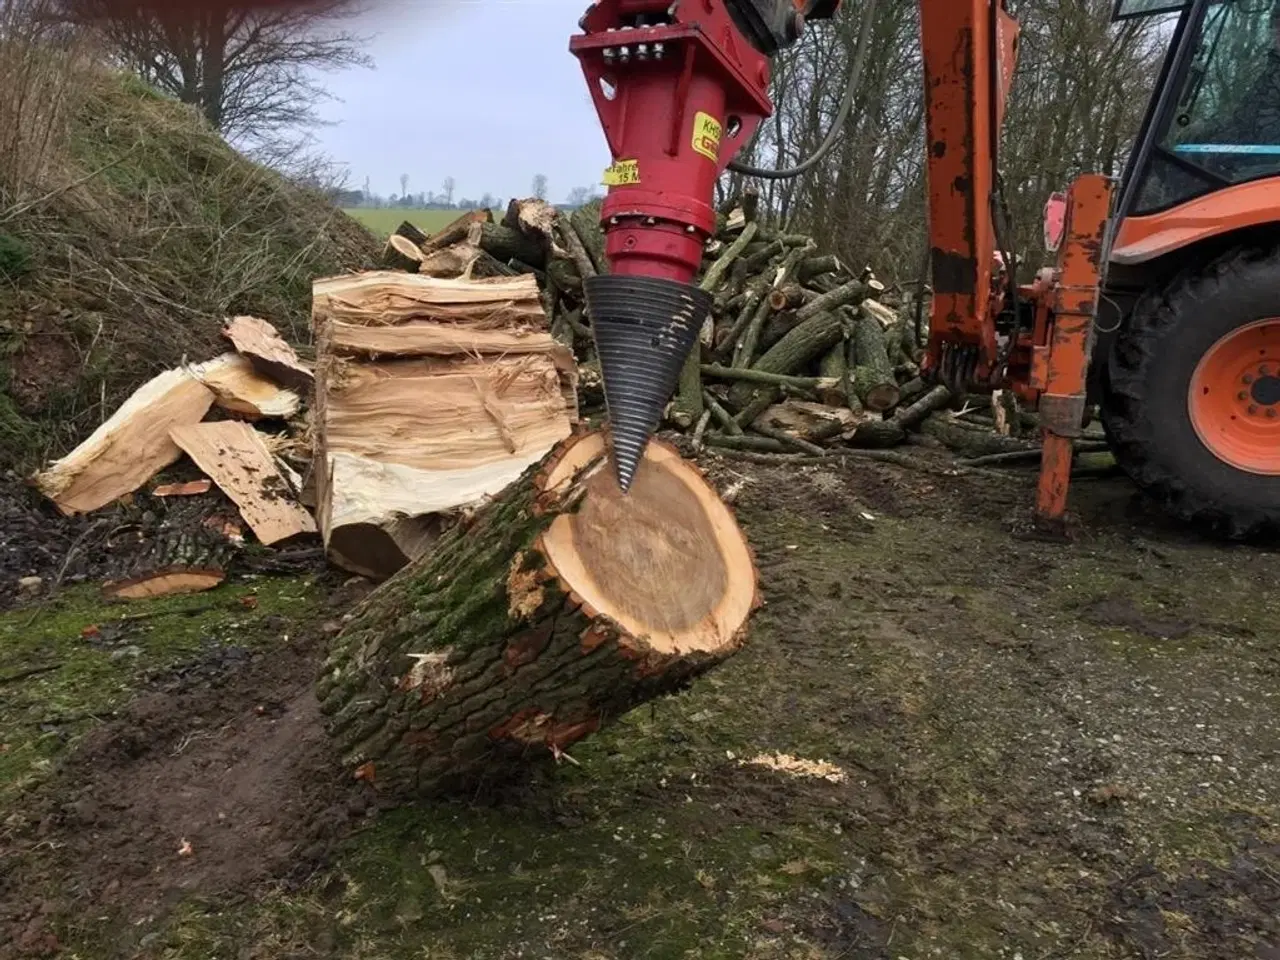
[0,444,1277,960]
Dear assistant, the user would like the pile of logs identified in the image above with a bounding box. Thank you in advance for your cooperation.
[382,195,978,464]
[23,193,1051,606]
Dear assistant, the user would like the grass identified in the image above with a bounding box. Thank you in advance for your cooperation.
[343,207,502,236]
[4,464,1279,959]
[0,576,328,806]
[0,60,381,475]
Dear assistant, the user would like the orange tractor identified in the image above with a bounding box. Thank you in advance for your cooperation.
[1093,0,1280,538]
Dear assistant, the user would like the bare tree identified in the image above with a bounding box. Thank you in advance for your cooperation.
[51,0,373,151]
[722,0,1163,282]
[441,175,455,207]
[399,172,409,198]
[531,173,548,200]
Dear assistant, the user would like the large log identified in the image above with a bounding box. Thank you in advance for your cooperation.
[850,306,901,413]
[728,310,845,408]
[316,430,760,802]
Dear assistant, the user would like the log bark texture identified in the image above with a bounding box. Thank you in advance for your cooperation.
[316,430,760,802]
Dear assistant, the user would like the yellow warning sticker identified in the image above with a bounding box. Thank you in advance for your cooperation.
[602,159,641,187]
[691,111,722,162]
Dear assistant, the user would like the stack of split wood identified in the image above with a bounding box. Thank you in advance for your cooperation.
[310,264,578,580]
[29,316,318,599]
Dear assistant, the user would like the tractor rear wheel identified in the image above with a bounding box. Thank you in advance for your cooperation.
[1101,245,1280,539]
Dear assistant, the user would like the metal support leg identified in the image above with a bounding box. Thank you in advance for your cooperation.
[1034,173,1114,531]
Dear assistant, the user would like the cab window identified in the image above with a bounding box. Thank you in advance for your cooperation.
[1132,0,1280,214]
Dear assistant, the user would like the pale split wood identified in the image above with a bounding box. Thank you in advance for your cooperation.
[312,270,543,327]
[326,319,561,359]
[221,316,314,392]
[32,366,216,516]
[107,571,225,601]
[319,450,553,580]
[186,352,301,420]
[169,421,317,546]
[320,354,576,473]
[861,299,900,329]
[153,479,212,497]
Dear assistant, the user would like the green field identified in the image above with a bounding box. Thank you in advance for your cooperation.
[344,207,499,236]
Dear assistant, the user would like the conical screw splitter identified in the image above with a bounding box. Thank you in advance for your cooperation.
[583,274,714,492]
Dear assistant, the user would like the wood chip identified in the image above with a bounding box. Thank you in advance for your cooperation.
[152,479,212,497]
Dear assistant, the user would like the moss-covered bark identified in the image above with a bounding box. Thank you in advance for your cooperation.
[315,432,750,804]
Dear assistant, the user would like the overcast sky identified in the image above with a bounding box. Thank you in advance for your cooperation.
[309,1,609,204]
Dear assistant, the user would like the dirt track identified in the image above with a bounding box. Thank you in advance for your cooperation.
[1,445,1278,959]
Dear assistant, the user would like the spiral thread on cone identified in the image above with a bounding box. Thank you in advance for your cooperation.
[584,274,713,492]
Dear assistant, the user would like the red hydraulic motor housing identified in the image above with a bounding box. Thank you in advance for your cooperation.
[570,0,838,491]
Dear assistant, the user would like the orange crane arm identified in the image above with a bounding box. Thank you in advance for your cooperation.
[918,0,1022,389]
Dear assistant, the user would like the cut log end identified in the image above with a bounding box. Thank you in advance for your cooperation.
[535,432,758,657]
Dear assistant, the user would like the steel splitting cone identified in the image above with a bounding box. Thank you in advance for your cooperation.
[583,274,714,492]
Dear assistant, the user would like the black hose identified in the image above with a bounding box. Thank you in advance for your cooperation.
[727,0,879,180]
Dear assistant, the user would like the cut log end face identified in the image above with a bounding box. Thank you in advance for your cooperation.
[533,433,757,659]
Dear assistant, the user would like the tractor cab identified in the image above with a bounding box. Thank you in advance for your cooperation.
[1109,0,1280,263]
[1092,0,1280,539]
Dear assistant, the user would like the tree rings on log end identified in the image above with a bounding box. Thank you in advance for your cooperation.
[533,432,759,657]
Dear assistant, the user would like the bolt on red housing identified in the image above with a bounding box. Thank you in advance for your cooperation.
[570,0,777,490]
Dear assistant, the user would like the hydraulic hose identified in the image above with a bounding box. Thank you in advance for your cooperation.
[727,0,879,180]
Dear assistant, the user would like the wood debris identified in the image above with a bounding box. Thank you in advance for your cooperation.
[32,366,216,515]
[170,421,317,547]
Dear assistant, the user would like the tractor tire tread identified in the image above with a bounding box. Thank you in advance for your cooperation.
[1101,244,1280,541]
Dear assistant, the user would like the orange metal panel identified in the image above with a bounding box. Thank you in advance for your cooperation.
[1111,178,1280,265]
[1033,173,1114,528]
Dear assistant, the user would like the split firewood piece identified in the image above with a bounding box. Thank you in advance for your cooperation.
[312,271,544,327]
[102,525,234,601]
[325,320,563,360]
[393,221,431,247]
[221,316,313,393]
[753,400,858,444]
[318,452,467,580]
[169,421,317,546]
[421,209,493,254]
[187,353,301,421]
[419,243,483,279]
[315,429,760,803]
[32,367,216,516]
[861,298,900,329]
